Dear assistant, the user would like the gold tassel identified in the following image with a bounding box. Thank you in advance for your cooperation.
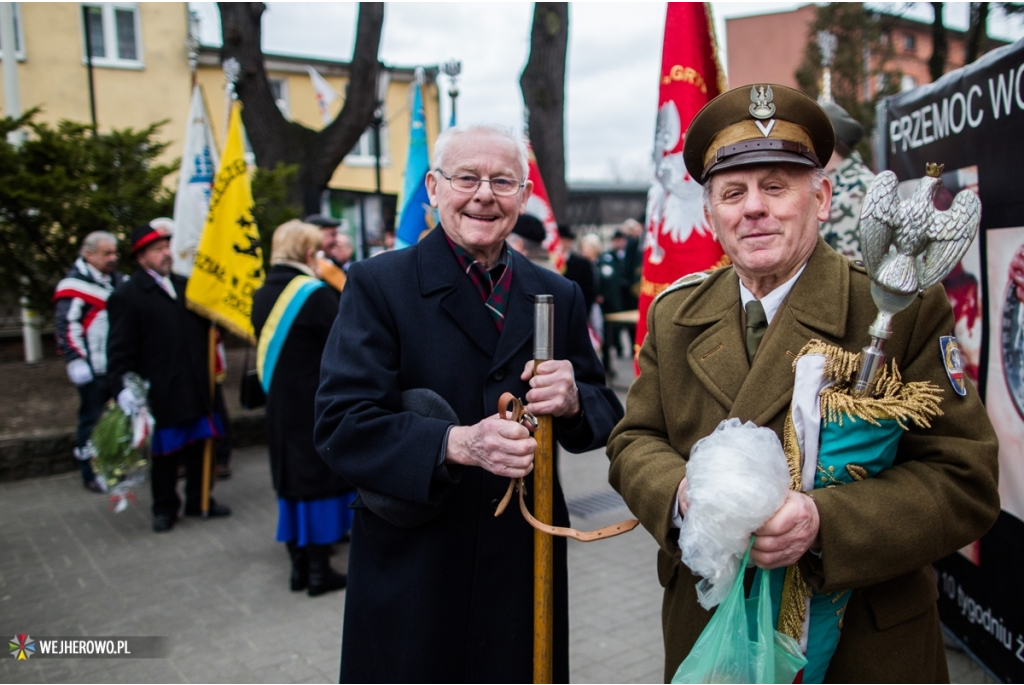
[792,339,944,429]
[778,565,812,641]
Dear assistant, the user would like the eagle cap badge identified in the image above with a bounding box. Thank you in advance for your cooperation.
[749,85,776,120]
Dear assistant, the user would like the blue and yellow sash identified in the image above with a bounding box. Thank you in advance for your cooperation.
[256,276,324,394]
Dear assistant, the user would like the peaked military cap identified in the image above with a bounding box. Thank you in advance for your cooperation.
[683,83,835,184]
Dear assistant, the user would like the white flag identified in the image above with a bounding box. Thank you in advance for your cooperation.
[306,66,339,125]
[172,85,219,277]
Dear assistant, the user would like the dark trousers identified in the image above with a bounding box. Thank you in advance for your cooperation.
[76,375,111,484]
[150,441,206,518]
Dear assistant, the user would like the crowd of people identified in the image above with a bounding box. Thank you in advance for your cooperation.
[49,85,1001,683]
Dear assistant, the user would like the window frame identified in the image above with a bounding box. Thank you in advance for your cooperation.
[345,124,390,168]
[269,77,290,119]
[80,2,144,70]
[0,2,27,62]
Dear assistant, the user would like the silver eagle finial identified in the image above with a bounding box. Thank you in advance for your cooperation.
[852,164,981,395]
[860,164,980,295]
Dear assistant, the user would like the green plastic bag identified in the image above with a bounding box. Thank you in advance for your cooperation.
[673,540,807,684]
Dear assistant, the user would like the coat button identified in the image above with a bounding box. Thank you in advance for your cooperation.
[490,498,500,511]
[492,370,505,382]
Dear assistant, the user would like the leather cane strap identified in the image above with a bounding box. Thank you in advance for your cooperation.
[494,393,639,542]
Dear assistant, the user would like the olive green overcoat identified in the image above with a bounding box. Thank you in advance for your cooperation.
[608,239,1000,683]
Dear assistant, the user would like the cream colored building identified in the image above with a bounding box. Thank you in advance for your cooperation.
[0,2,441,253]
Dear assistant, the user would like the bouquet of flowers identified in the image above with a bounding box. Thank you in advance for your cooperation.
[88,373,154,513]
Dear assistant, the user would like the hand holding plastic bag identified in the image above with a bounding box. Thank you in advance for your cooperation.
[672,541,806,684]
[679,418,790,609]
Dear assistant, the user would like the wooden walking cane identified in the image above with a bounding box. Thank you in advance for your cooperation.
[199,324,216,516]
[532,294,554,684]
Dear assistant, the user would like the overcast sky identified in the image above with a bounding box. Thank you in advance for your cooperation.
[190,2,1024,183]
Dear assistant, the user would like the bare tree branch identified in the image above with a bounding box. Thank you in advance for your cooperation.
[217,2,384,214]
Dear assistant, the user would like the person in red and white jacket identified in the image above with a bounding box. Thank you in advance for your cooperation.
[53,231,126,492]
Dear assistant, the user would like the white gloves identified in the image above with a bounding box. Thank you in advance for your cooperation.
[67,359,94,386]
[117,386,146,415]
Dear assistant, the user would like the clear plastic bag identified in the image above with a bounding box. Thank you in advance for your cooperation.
[672,542,807,684]
[679,418,790,609]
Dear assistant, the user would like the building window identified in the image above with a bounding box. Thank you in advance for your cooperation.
[269,78,289,118]
[0,3,26,61]
[901,74,918,92]
[81,3,143,69]
[903,33,916,52]
[345,125,390,167]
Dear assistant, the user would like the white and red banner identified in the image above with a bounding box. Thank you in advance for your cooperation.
[637,2,729,361]
[306,66,339,126]
[524,144,566,273]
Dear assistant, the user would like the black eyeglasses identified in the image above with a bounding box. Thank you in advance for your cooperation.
[436,170,525,196]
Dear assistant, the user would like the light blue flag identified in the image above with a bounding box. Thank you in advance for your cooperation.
[395,81,432,249]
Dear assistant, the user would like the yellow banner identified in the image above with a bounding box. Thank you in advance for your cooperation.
[185,102,263,343]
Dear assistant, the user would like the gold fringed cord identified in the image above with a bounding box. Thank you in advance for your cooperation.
[782,410,803,492]
[792,339,944,429]
[778,564,812,641]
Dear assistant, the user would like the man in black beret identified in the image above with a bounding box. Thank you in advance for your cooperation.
[107,219,231,533]
[608,84,999,682]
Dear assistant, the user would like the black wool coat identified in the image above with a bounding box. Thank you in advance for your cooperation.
[106,269,213,427]
[314,227,624,683]
[251,265,351,500]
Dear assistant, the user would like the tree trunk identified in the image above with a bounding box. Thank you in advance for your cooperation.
[218,2,383,214]
[965,2,990,64]
[928,2,948,82]
[520,3,568,225]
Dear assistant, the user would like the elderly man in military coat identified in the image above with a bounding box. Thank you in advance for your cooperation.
[607,84,1000,682]
[315,124,623,683]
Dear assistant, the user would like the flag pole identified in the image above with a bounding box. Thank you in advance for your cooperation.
[200,324,216,516]
[532,295,554,684]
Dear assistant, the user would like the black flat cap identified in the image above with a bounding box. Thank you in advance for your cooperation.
[304,214,341,228]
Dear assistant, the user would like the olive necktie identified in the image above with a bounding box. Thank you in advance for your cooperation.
[745,300,768,363]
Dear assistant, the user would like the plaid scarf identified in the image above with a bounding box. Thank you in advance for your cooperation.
[446,235,514,331]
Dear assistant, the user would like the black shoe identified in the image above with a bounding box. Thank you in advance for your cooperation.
[153,515,175,533]
[84,479,105,494]
[184,502,232,517]
[307,545,347,597]
[286,541,309,592]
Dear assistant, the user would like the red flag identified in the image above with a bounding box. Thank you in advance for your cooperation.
[524,144,567,273]
[637,3,729,364]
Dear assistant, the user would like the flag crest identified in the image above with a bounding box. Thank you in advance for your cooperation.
[185,102,263,343]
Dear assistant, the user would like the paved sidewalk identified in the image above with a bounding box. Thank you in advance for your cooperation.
[0,354,994,683]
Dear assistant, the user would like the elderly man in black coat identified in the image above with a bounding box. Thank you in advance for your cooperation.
[107,221,230,533]
[315,124,624,683]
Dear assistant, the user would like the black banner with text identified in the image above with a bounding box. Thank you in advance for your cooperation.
[881,37,1024,683]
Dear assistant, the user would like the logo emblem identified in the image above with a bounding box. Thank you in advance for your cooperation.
[940,336,967,396]
[749,85,776,120]
[9,635,34,660]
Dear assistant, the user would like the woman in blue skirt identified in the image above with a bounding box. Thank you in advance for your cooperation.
[251,220,353,596]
